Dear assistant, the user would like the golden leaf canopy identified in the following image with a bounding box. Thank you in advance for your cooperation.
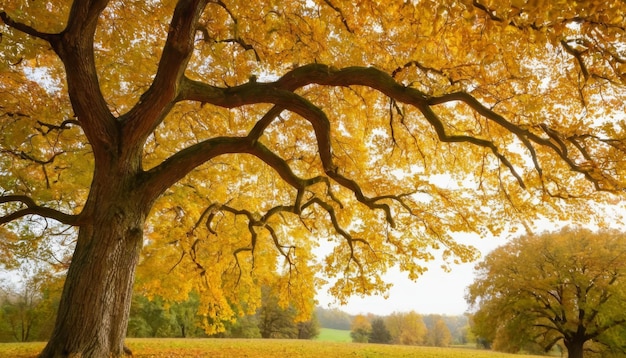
[1,0,625,333]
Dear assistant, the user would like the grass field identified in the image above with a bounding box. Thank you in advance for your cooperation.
[316,328,352,342]
[0,339,548,358]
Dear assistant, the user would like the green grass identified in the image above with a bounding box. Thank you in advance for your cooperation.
[0,338,549,358]
[316,328,352,342]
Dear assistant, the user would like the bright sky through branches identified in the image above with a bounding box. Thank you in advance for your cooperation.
[321,202,626,316]
[317,231,500,316]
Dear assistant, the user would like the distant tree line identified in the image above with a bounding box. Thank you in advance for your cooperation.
[346,310,469,347]
[315,307,352,330]
[1,269,472,346]
[0,280,319,342]
[127,286,319,339]
[0,272,469,347]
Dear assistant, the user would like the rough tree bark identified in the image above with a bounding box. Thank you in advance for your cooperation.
[36,1,208,356]
[40,171,149,356]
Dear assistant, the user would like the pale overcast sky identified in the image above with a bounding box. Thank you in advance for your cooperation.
[317,206,626,316]
[316,232,504,316]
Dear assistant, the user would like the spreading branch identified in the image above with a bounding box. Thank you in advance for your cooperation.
[0,195,80,226]
[0,11,57,42]
[0,148,63,166]
[201,194,375,279]
[173,65,620,193]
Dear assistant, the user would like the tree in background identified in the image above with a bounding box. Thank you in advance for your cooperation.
[257,286,318,339]
[1,0,625,356]
[425,315,452,347]
[127,293,206,338]
[351,315,372,343]
[296,315,320,340]
[369,317,392,344]
[127,295,178,338]
[169,292,204,338]
[385,311,427,345]
[467,228,626,358]
[316,307,352,331]
[459,320,476,346]
[221,314,261,339]
[257,296,297,339]
[0,283,40,342]
[0,270,62,342]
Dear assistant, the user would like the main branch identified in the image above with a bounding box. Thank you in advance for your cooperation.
[122,0,209,150]
[0,195,80,225]
[177,65,621,192]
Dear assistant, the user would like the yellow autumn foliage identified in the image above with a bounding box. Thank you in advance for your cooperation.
[0,1,625,354]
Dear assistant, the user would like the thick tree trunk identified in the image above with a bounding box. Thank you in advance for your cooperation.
[40,181,146,358]
[565,339,585,358]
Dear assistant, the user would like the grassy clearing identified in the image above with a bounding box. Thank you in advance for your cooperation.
[1,338,548,358]
[0,341,46,358]
[316,328,352,342]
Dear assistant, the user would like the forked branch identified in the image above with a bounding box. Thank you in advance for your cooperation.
[176,64,621,192]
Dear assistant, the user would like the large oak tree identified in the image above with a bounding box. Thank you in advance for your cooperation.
[1,0,625,356]
[466,228,626,358]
